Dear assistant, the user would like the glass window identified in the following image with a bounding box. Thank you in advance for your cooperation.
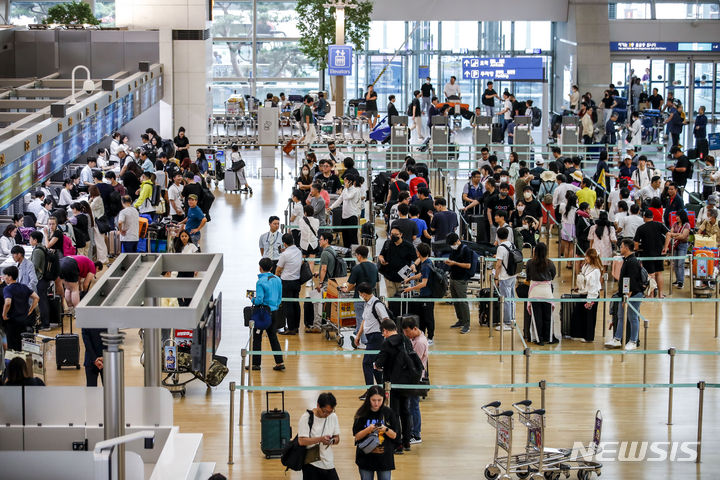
[697,3,720,19]
[716,63,720,115]
[440,21,478,51]
[501,21,512,51]
[10,1,63,24]
[212,0,254,38]
[368,21,405,51]
[693,63,713,115]
[212,80,318,112]
[256,1,301,38]
[513,22,552,52]
[256,40,315,78]
[609,3,651,19]
[213,41,253,78]
[655,3,695,19]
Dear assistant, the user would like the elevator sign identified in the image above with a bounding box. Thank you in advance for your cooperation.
[461,57,544,81]
[328,45,353,76]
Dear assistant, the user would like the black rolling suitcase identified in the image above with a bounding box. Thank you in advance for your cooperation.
[48,294,63,326]
[492,123,504,143]
[515,282,532,340]
[560,293,584,338]
[56,312,80,369]
[303,299,314,328]
[261,391,292,458]
[478,288,500,326]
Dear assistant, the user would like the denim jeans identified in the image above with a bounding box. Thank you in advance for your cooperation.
[497,277,516,324]
[189,231,201,246]
[408,395,421,438]
[359,469,391,480]
[615,292,644,343]
[673,242,688,284]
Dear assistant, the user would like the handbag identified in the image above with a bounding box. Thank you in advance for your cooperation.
[281,410,315,471]
[625,132,632,143]
[356,429,381,454]
[95,215,114,234]
[299,260,313,284]
[250,305,272,330]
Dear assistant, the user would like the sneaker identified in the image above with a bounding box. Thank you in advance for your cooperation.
[402,443,411,451]
[460,326,470,334]
[494,324,512,331]
[409,436,422,445]
[308,327,322,333]
[676,283,684,289]
[244,365,261,371]
[358,394,367,401]
[273,364,286,371]
[605,338,622,348]
[450,322,463,328]
[624,342,637,351]
[278,329,298,336]
[427,339,434,346]
[394,446,404,455]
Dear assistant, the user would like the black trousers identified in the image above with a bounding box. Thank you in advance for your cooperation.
[531,302,553,342]
[251,311,284,366]
[282,279,302,331]
[412,300,435,340]
[390,391,412,447]
[670,132,680,148]
[85,365,104,387]
[301,464,339,480]
[4,319,27,351]
[36,278,50,328]
[341,215,358,248]
[569,295,599,342]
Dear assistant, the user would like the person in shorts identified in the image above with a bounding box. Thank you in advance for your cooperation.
[633,209,669,297]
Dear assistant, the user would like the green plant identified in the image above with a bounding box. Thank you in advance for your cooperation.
[43,1,100,25]
[296,0,372,70]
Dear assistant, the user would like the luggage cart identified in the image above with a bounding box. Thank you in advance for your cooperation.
[482,401,516,480]
[20,332,53,384]
[691,244,718,297]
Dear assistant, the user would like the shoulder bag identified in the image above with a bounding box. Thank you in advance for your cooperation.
[356,414,383,454]
[281,410,315,471]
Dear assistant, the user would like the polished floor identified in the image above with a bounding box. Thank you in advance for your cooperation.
[42,150,720,479]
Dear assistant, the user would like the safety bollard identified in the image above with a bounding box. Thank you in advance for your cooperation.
[228,381,235,465]
[667,347,675,425]
[499,296,505,363]
[510,321,515,392]
[524,348,531,400]
[621,295,628,362]
[697,381,705,464]
[539,379,546,410]
[642,319,648,391]
[239,349,247,426]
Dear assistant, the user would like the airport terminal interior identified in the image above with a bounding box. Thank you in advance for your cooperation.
[0,0,719,479]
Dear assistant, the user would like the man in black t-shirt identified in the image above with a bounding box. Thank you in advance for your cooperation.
[482,81,500,116]
[486,183,515,225]
[633,210,669,297]
[648,88,663,110]
[668,146,691,189]
[413,186,435,225]
[364,84,378,128]
[181,171,203,211]
[391,203,419,244]
[313,159,342,194]
[420,77,434,115]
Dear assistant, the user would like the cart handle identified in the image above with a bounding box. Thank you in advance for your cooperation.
[491,410,514,418]
[513,400,532,407]
[528,409,545,416]
[483,401,501,409]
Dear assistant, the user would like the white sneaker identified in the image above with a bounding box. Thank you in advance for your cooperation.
[494,324,512,331]
[605,338,622,348]
[624,342,637,351]
[428,339,434,346]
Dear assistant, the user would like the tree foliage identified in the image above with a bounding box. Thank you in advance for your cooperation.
[295,0,372,70]
[43,1,100,25]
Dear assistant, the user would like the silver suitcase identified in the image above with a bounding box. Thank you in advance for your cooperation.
[224,169,239,192]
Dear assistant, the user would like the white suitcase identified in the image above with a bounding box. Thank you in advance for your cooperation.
[224,169,239,192]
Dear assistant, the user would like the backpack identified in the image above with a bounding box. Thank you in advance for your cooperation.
[541,180,556,204]
[330,248,348,278]
[427,261,448,298]
[640,265,650,290]
[393,337,424,386]
[38,246,60,281]
[62,233,76,256]
[292,108,302,122]
[200,187,215,214]
[150,184,162,206]
[500,243,523,276]
[161,139,175,158]
[281,410,314,471]
[369,298,396,323]
[531,107,542,127]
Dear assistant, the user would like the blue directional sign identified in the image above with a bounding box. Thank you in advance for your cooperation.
[328,45,353,76]
[461,57,544,81]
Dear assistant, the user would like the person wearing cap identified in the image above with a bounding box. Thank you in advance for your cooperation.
[619,157,637,179]
[570,169,584,187]
[178,194,206,245]
[697,195,718,224]
[529,157,546,180]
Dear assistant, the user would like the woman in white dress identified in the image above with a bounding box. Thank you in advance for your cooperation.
[628,111,643,150]
[588,211,617,266]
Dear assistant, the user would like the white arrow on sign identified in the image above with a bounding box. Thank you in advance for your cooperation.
[463,59,470,66]
[464,71,471,78]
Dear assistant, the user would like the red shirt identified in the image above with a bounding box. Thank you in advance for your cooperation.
[649,207,663,223]
[68,255,96,278]
[409,176,428,196]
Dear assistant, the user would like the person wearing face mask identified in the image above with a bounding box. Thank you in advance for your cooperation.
[521,187,542,221]
[514,168,533,204]
[377,227,417,317]
[444,233,474,334]
[486,183,515,244]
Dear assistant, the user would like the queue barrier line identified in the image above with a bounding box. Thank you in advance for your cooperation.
[245,349,717,357]
[279,296,720,303]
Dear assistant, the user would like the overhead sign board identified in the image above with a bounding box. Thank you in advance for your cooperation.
[461,57,544,81]
[328,45,353,76]
[610,42,720,52]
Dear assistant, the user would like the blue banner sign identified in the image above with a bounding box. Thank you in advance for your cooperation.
[328,45,353,76]
[611,42,720,52]
[461,57,544,81]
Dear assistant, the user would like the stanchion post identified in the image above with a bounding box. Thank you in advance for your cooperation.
[716,281,719,339]
[689,256,694,315]
[239,348,248,426]
[524,348,531,400]
[642,319,649,391]
[247,322,254,387]
[602,273,608,333]
[499,296,505,363]
[228,381,235,465]
[488,274,495,338]
[539,379,546,410]
[696,380,705,464]
[510,321,515,392]
[667,347,675,425]
[621,294,628,362]
[668,245,674,297]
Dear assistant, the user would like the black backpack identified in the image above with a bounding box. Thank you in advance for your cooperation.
[369,298,396,323]
[531,107,542,127]
[427,262,448,298]
[500,243,524,276]
[150,184,162,206]
[161,139,175,158]
[329,248,348,278]
[200,187,215,216]
[393,337,423,386]
[39,246,60,281]
[280,410,314,471]
[292,108,302,122]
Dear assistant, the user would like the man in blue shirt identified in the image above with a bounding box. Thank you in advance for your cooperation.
[249,257,285,371]
[179,194,207,245]
[2,265,39,351]
[428,197,458,257]
[402,243,436,345]
[663,99,683,148]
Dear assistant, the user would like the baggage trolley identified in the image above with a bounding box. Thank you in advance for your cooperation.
[20,332,53,384]
[691,245,718,297]
[510,400,602,480]
[482,401,516,480]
